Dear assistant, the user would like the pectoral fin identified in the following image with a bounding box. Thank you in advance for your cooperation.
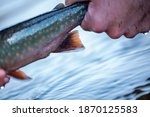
[9,70,31,80]
[53,30,85,53]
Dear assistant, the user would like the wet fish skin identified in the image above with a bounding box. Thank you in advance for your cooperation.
[0,2,88,73]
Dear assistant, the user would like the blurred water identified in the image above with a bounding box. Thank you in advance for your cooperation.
[0,0,150,100]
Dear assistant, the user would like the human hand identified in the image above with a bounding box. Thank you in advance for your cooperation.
[0,69,10,87]
[66,0,150,39]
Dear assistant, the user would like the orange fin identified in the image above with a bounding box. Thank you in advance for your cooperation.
[9,70,31,80]
[53,30,85,53]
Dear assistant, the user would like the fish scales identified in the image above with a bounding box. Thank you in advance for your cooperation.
[0,2,88,72]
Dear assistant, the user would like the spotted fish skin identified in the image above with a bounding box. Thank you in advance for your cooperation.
[0,2,88,72]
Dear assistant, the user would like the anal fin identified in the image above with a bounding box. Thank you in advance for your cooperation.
[9,70,31,80]
[53,30,85,53]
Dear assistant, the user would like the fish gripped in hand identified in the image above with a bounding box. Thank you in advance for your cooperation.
[0,2,89,80]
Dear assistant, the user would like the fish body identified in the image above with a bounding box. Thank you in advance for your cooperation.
[0,2,88,75]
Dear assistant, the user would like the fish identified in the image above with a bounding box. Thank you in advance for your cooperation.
[0,2,89,80]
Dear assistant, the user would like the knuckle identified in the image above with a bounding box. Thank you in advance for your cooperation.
[124,28,138,38]
[91,20,106,33]
[91,26,103,33]
[88,12,107,33]
[107,27,122,39]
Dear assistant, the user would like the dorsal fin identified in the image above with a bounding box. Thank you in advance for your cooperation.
[52,3,65,11]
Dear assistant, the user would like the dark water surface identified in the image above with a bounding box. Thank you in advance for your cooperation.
[0,0,150,100]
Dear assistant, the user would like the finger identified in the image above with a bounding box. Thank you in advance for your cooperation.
[124,14,150,38]
[65,0,89,5]
[138,22,150,33]
[0,69,10,87]
[106,27,123,39]
[0,76,10,87]
[4,76,10,84]
[124,30,137,39]
[81,1,98,31]
[0,69,6,78]
[124,32,137,39]
[124,25,139,38]
[138,15,150,34]
[106,21,125,39]
[81,11,91,31]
